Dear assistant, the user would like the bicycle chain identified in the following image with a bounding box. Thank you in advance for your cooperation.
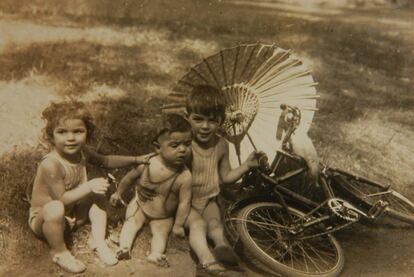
[327,198,360,222]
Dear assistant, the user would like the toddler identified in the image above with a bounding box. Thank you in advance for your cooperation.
[110,114,192,267]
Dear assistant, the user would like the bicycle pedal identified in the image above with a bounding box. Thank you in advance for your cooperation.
[368,200,389,218]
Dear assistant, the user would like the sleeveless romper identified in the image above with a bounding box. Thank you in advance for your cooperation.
[191,138,223,213]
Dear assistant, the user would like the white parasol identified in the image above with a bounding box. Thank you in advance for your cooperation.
[162,43,318,168]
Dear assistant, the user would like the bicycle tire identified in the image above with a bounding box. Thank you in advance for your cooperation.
[329,169,414,226]
[236,202,344,277]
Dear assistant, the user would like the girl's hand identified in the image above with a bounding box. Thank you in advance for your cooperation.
[134,153,156,165]
[109,192,119,206]
[86,178,110,194]
[172,225,185,238]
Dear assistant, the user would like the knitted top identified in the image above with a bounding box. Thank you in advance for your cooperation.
[43,150,87,191]
[191,137,226,201]
[30,150,88,210]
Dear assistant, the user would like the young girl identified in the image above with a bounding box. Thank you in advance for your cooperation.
[110,114,192,267]
[29,100,150,273]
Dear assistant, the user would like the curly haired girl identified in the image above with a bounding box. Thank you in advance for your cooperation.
[29,100,150,273]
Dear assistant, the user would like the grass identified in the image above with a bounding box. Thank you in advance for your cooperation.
[0,0,413,274]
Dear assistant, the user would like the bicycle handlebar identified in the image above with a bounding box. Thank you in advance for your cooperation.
[281,104,301,126]
[278,104,302,151]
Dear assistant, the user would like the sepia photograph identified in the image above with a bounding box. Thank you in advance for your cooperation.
[0,0,413,276]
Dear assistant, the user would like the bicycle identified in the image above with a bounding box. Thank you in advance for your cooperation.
[221,104,414,277]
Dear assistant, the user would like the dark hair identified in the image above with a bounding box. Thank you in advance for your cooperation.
[186,85,226,121]
[154,114,192,142]
[42,100,95,144]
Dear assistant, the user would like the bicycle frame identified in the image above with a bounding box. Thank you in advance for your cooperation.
[224,104,389,244]
[224,153,357,244]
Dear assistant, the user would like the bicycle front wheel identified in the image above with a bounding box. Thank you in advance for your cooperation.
[236,202,344,277]
[329,169,414,226]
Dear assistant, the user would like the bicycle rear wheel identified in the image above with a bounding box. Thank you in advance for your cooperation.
[236,202,344,277]
[329,169,414,226]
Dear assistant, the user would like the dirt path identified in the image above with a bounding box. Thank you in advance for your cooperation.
[3,248,197,277]
[2,218,413,277]
[338,223,414,277]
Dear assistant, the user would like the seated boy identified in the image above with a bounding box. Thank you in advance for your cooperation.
[184,85,263,274]
[110,114,192,267]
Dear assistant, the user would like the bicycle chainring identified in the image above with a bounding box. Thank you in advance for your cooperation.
[327,198,360,222]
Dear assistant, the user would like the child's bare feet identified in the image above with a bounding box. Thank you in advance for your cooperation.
[197,261,226,276]
[51,251,86,273]
[146,252,169,267]
[88,238,118,266]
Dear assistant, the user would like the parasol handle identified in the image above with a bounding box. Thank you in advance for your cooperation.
[234,143,242,166]
[229,110,269,169]
[246,132,257,151]
[246,131,270,172]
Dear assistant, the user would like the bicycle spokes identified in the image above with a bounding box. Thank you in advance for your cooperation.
[237,203,342,275]
[287,197,364,239]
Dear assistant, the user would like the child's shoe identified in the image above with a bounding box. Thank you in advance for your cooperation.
[212,245,239,266]
[116,247,131,260]
[52,251,86,273]
[88,238,118,266]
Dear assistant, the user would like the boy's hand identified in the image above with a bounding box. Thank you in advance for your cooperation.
[172,225,185,238]
[137,182,157,202]
[87,178,110,194]
[109,192,119,206]
[134,153,156,165]
[244,150,266,169]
